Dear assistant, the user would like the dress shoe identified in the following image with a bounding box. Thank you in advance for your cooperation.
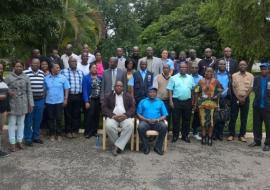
[112,146,118,156]
[85,134,93,139]
[171,136,178,143]
[227,136,234,141]
[24,141,33,146]
[9,144,16,152]
[17,143,24,150]
[143,146,150,155]
[248,142,261,147]
[0,150,9,157]
[217,136,223,141]
[154,147,163,156]
[201,136,207,145]
[33,139,44,144]
[181,137,191,143]
[263,145,270,151]
[208,136,213,146]
[238,136,247,142]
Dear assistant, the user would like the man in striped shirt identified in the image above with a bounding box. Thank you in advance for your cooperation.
[24,58,45,146]
[61,57,84,138]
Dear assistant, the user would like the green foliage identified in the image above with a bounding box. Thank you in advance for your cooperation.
[139,0,221,57]
[200,0,270,63]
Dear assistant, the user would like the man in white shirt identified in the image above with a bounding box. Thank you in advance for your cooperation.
[116,48,126,71]
[61,44,79,69]
[102,81,135,156]
[78,44,96,64]
[77,52,90,75]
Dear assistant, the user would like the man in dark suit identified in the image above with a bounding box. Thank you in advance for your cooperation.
[249,63,270,151]
[102,81,135,156]
[101,57,127,104]
[216,47,238,75]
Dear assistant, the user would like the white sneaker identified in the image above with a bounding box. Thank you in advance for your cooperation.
[193,134,202,140]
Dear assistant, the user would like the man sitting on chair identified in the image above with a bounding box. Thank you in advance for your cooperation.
[137,87,168,155]
[102,81,135,156]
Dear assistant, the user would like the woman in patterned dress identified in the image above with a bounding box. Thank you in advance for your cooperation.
[195,67,223,146]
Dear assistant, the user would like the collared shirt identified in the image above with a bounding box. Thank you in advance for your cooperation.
[23,68,45,98]
[260,77,267,108]
[61,68,83,94]
[45,74,70,104]
[128,70,147,86]
[167,73,195,100]
[232,71,254,97]
[77,62,90,75]
[153,73,170,100]
[61,53,79,69]
[137,97,168,119]
[192,73,203,85]
[78,53,96,64]
[113,92,126,115]
[117,56,126,71]
[215,70,229,97]
[161,59,174,70]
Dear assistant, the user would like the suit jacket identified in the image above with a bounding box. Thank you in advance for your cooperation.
[100,68,127,103]
[102,92,135,118]
[138,56,163,77]
[215,57,238,75]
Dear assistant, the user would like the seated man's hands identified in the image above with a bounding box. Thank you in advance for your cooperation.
[112,114,127,122]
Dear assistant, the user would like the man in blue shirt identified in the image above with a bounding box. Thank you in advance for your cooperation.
[190,62,203,141]
[214,60,231,140]
[249,63,270,151]
[137,87,168,155]
[167,62,195,143]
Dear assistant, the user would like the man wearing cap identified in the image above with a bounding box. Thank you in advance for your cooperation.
[137,87,168,155]
[249,63,270,151]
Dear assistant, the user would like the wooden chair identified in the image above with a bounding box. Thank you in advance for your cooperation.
[99,117,135,151]
[135,119,168,152]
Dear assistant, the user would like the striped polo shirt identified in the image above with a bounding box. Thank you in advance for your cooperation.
[23,68,45,99]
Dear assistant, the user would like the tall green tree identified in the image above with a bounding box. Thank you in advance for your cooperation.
[139,0,221,57]
[200,0,270,66]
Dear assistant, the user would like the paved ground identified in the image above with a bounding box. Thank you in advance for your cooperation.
[0,134,270,190]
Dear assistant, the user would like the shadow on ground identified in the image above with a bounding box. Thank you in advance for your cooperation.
[0,135,270,190]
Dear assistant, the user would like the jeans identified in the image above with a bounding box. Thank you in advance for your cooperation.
[47,103,63,136]
[64,94,82,133]
[138,121,167,151]
[24,99,45,142]
[172,98,192,138]
[228,95,249,137]
[8,114,25,144]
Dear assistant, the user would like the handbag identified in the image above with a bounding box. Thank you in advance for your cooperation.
[214,98,230,123]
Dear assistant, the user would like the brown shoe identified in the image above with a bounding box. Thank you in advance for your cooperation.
[238,136,247,142]
[227,136,234,141]
[17,142,24,150]
[9,144,16,152]
[66,133,73,138]
[72,133,78,138]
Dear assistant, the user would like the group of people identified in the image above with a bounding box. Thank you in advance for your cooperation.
[0,44,269,158]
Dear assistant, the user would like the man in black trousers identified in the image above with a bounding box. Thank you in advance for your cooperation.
[249,63,270,151]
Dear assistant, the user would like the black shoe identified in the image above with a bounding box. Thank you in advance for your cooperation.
[208,136,213,146]
[112,146,118,156]
[201,136,206,145]
[85,134,93,139]
[33,139,44,144]
[117,148,122,154]
[154,147,163,156]
[181,137,190,143]
[143,146,150,155]
[0,150,9,158]
[24,141,33,146]
[171,136,178,143]
[248,142,261,147]
[217,136,223,141]
[263,145,270,151]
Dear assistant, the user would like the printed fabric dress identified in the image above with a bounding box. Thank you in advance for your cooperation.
[195,78,223,128]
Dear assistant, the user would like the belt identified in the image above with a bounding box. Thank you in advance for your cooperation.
[69,93,82,96]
